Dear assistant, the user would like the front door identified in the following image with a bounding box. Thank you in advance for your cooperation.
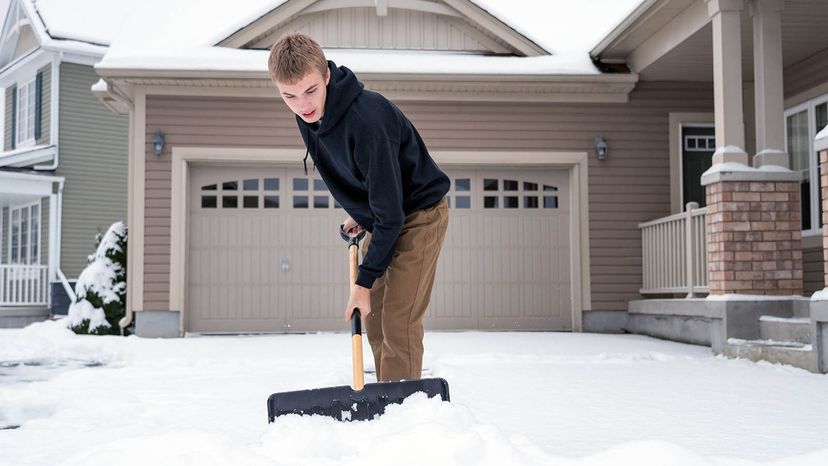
[681,125,715,208]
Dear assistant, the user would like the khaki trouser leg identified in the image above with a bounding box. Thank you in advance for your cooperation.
[361,199,449,381]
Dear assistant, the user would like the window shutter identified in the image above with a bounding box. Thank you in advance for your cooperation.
[35,72,42,140]
[11,85,17,149]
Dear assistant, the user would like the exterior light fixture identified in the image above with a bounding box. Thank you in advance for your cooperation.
[153,130,166,157]
[595,135,608,161]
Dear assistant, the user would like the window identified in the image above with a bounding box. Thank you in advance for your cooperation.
[785,94,828,232]
[200,177,281,209]
[16,78,37,146]
[9,203,40,265]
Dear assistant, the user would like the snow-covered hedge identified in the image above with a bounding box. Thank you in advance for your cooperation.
[66,222,128,335]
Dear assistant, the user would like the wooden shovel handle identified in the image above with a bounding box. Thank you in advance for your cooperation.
[349,242,365,390]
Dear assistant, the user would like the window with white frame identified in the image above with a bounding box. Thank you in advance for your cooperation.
[16,78,37,146]
[785,94,828,233]
[9,202,40,265]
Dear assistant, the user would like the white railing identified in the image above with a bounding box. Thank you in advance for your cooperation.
[0,264,50,306]
[639,202,708,297]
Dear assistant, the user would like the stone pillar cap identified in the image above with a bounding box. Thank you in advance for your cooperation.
[701,160,799,185]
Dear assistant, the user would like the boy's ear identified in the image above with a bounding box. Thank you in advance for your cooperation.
[325,67,330,85]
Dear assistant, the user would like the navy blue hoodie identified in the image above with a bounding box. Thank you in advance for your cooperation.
[296,61,449,289]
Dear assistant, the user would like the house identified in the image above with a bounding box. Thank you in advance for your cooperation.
[93,0,828,370]
[0,0,129,326]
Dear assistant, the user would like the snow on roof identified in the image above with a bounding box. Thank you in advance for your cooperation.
[96,0,643,74]
[34,0,132,46]
[471,0,644,55]
[98,47,603,75]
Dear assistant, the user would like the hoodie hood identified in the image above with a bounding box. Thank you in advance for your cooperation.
[299,61,364,135]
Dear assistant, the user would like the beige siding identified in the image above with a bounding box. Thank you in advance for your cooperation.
[804,245,823,295]
[12,25,38,61]
[264,7,509,53]
[4,86,12,152]
[143,81,713,312]
[56,63,129,278]
[37,65,51,146]
[784,47,828,104]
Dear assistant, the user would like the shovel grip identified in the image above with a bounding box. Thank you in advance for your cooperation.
[348,240,365,390]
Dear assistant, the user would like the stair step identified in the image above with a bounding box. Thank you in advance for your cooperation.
[759,316,811,344]
[725,338,815,371]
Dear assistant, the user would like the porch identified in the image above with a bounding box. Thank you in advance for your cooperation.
[0,170,65,327]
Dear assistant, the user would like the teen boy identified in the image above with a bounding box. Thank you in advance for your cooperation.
[268,33,450,382]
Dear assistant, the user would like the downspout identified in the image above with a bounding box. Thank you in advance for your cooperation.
[34,51,60,170]
[117,81,136,336]
[54,178,74,303]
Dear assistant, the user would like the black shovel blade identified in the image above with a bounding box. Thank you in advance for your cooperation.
[267,377,450,422]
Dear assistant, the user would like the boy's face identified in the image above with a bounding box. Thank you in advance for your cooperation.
[276,67,331,124]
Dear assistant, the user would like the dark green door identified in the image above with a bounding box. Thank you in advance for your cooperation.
[681,125,715,208]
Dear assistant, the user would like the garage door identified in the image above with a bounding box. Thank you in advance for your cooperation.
[187,164,571,333]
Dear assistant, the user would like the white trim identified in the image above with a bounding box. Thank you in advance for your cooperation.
[8,200,41,265]
[15,76,36,147]
[0,46,52,87]
[784,91,828,236]
[170,147,590,333]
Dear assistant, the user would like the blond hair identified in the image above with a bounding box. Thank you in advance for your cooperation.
[268,33,328,84]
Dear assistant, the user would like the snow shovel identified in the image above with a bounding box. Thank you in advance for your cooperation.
[266,226,450,422]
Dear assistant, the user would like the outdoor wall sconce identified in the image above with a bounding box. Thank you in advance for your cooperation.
[595,135,608,161]
[153,130,166,157]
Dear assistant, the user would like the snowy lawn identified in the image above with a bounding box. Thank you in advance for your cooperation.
[2,321,828,466]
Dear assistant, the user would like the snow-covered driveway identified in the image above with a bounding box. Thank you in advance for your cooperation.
[1,321,827,465]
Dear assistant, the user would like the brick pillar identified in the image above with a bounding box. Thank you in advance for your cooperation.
[705,179,803,295]
[822,150,828,287]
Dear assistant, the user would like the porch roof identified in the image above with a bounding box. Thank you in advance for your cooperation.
[0,170,63,208]
[592,0,828,82]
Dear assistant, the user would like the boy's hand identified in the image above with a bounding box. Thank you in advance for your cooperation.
[342,215,364,237]
[345,284,371,321]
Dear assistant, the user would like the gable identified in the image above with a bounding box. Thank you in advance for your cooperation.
[219,0,546,56]
[12,24,39,61]
[250,6,513,54]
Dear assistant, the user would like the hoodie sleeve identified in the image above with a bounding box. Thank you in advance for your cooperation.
[354,136,405,289]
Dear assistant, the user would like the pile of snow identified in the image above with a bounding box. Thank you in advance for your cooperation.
[2,330,828,465]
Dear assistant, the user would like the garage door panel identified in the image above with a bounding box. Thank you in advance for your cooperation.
[188,165,572,332]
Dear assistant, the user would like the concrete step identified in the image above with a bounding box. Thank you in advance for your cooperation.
[725,338,815,372]
[759,316,811,344]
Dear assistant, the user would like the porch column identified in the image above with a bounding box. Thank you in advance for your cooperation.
[701,0,803,296]
[750,0,788,168]
[706,0,747,164]
[815,128,828,373]
[818,129,828,288]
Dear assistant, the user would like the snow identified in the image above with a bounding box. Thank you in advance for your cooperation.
[2,323,828,465]
[817,125,828,141]
[98,47,603,75]
[34,0,132,45]
[706,293,810,301]
[812,288,828,301]
[758,316,810,324]
[96,0,642,75]
[471,0,644,54]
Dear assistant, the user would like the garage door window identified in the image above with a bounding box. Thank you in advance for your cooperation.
[293,177,339,209]
[201,177,282,209]
[483,178,558,209]
[446,177,471,209]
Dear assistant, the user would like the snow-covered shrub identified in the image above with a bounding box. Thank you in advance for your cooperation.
[66,222,128,335]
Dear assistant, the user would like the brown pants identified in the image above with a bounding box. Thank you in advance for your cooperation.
[361,198,449,382]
